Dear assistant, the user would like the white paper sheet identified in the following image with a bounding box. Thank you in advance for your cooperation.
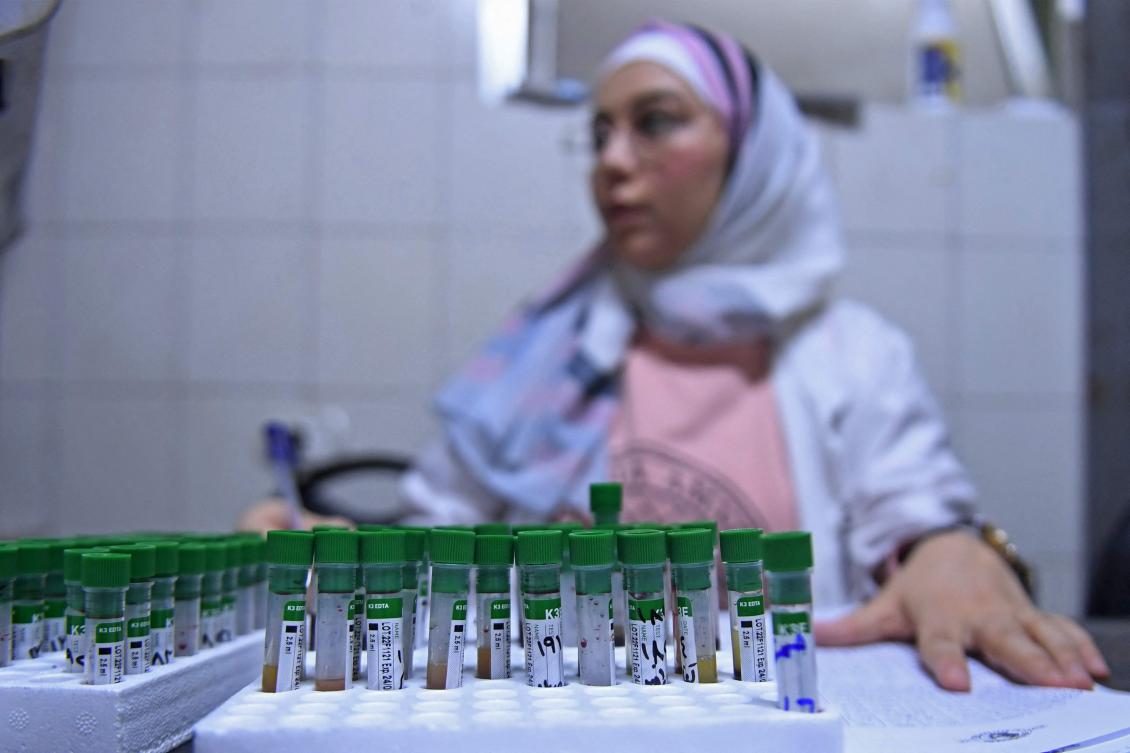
[818,643,1130,753]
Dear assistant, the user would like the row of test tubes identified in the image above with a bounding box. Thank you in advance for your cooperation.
[260,492,818,713]
[0,533,269,684]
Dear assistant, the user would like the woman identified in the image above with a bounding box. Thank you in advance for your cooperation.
[246,21,1108,692]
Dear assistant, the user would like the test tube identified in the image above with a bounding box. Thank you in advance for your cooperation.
[82,552,129,685]
[352,552,364,682]
[595,523,628,647]
[220,540,240,643]
[516,530,566,688]
[0,545,15,667]
[720,528,770,682]
[262,530,312,693]
[590,482,622,526]
[401,527,425,679]
[252,537,268,630]
[62,548,93,672]
[149,541,178,667]
[618,529,668,685]
[474,533,513,680]
[199,543,224,649]
[570,530,616,686]
[361,529,407,691]
[110,544,155,674]
[413,528,432,651]
[668,529,718,683]
[42,540,70,654]
[554,523,582,649]
[765,531,819,713]
[683,520,721,649]
[425,529,474,690]
[236,537,258,636]
[314,530,359,691]
[174,543,205,657]
[12,542,47,661]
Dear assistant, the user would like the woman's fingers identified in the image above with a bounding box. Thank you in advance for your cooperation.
[1023,614,1094,688]
[974,615,1067,687]
[915,615,971,691]
[1050,614,1111,680]
[815,589,911,646]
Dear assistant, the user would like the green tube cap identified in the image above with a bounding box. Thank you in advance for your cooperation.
[178,543,207,575]
[763,531,813,572]
[667,528,713,565]
[616,529,666,566]
[428,529,475,566]
[150,541,180,577]
[569,530,615,567]
[402,528,426,562]
[110,544,156,581]
[589,483,622,515]
[266,530,313,567]
[16,542,49,575]
[203,542,226,572]
[64,547,104,582]
[515,530,562,566]
[360,530,405,564]
[720,528,763,564]
[473,522,512,536]
[0,545,16,580]
[82,552,131,588]
[475,534,513,567]
[315,530,359,564]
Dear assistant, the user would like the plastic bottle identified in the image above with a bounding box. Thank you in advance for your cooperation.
[618,529,668,685]
[82,552,130,685]
[314,530,359,691]
[570,530,616,686]
[911,0,961,105]
[668,528,718,683]
[474,534,513,680]
[261,530,312,693]
[361,529,407,691]
[765,531,819,713]
[0,545,15,667]
[425,529,474,690]
[12,542,47,661]
[720,528,769,682]
[109,544,155,674]
[149,540,179,667]
[174,542,206,657]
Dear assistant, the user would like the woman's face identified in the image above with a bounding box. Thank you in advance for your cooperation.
[590,61,730,271]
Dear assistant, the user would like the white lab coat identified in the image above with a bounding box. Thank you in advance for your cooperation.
[401,297,977,609]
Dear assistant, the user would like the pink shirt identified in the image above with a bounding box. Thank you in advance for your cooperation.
[608,331,798,533]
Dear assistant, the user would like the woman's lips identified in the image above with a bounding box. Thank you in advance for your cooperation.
[605,204,649,227]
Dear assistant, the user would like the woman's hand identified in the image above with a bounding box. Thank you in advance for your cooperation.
[236,498,353,535]
[815,531,1109,691]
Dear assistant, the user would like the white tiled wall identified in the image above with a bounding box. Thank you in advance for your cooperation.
[0,2,1084,614]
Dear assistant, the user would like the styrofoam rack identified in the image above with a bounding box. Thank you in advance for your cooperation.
[0,631,262,753]
[195,644,843,753]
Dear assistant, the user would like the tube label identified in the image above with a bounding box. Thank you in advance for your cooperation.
[86,617,124,685]
[773,610,818,713]
[200,597,222,649]
[151,608,175,666]
[446,599,468,688]
[124,613,151,674]
[0,605,11,667]
[174,598,201,656]
[488,599,511,679]
[352,592,363,681]
[275,599,305,692]
[366,596,404,690]
[65,613,87,672]
[11,602,42,660]
[628,597,667,685]
[735,593,769,681]
[523,596,564,688]
[402,588,417,677]
[676,596,700,683]
[44,599,66,653]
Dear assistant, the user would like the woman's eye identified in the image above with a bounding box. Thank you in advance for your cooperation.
[637,110,679,137]
[591,123,610,153]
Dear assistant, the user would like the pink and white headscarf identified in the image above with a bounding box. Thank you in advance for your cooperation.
[432,21,845,515]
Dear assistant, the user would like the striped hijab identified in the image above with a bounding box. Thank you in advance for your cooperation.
[432,21,844,515]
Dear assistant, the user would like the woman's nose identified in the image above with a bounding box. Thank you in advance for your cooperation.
[596,127,639,177]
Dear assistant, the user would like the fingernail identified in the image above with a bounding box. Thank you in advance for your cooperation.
[1070,665,1093,687]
